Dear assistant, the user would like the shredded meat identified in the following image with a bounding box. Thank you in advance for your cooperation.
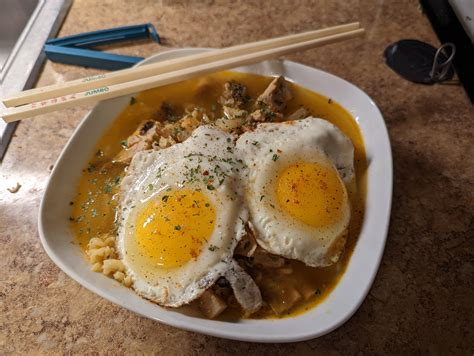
[180,111,201,131]
[255,76,292,113]
[113,106,210,164]
[215,117,245,132]
[112,120,160,164]
[249,108,281,122]
[113,140,150,164]
[214,106,248,133]
[126,120,158,147]
[223,106,248,121]
[219,81,249,109]
[139,120,155,135]
[287,107,310,121]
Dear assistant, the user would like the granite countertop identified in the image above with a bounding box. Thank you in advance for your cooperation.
[1,0,473,354]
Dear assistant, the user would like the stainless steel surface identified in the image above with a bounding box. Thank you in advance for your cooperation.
[0,0,72,160]
[0,0,40,72]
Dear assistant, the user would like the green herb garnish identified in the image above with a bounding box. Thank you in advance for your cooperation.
[208,245,219,252]
[87,163,96,173]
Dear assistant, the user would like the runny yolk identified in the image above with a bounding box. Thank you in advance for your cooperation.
[276,162,346,229]
[134,189,215,268]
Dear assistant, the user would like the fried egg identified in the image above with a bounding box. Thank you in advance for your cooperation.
[117,126,249,307]
[236,118,355,267]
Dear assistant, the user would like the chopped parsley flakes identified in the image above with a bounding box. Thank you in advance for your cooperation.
[208,245,219,252]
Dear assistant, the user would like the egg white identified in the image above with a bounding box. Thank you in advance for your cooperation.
[118,126,248,307]
[236,118,355,267]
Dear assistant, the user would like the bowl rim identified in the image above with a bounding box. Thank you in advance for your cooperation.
[38,48,392,343]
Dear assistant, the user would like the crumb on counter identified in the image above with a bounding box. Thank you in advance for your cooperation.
[7,182,21,193]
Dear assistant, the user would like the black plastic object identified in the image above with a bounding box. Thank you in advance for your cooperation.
[384,39,454,84]
[420,0,474,103]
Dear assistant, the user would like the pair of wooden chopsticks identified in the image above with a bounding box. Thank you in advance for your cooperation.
[1,23,364,123]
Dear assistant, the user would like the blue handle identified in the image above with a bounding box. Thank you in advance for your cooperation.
[44,23,160,70]
[46,23,160,48]
[44,45,143,70]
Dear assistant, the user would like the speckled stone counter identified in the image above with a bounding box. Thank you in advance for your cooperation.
[1,0,473,354]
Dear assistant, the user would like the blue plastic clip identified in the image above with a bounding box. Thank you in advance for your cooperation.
[44,23,160,70]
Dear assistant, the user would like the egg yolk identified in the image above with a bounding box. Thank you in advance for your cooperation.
[276,162,346,229]
[134,189,216,268]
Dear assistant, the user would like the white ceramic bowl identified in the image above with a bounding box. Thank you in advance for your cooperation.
[39,48,392,343]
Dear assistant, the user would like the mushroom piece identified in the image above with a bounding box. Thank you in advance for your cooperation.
[234,223,258,257]
[224,260,263,314]
[250,248,286,268]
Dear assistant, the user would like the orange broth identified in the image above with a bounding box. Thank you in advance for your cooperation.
[70,71,367,319]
